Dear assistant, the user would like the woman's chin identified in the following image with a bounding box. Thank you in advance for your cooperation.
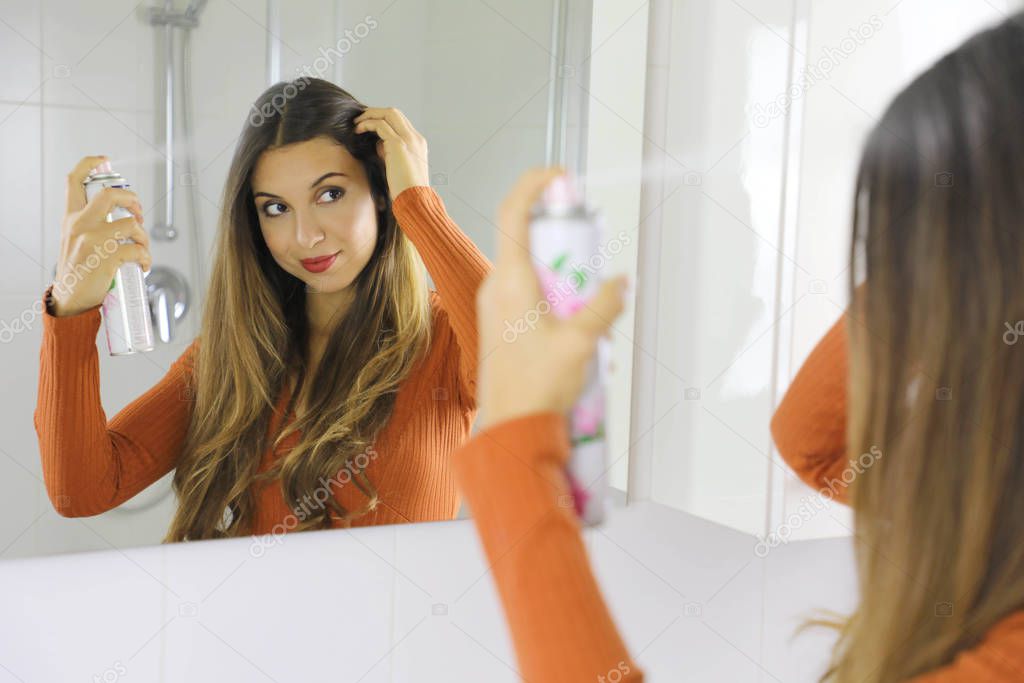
[302,271,358,295]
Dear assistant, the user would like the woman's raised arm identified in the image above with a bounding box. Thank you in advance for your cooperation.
[392,186,492,408]
[34,286,198,517]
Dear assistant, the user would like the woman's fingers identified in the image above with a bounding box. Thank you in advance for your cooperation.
[356,106,419,144]
[65,156,109,214]
[81,187,144,229]
[356,116,430,175]
[568,275,629,340]
[495,166,567,267]
[354,116,401,144]
[109,214,150,250]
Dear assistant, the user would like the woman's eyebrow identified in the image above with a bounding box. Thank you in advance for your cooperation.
[253,172,348,199]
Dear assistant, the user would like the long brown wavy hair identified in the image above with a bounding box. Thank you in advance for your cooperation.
[820,13,1024,682]
[163,78,432,542]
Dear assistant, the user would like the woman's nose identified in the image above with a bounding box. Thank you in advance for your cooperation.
[294,211,325,249]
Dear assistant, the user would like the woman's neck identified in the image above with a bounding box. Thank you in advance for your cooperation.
[305,286,355,339]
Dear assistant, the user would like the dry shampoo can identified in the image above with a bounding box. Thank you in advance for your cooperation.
[528,174,609,526]
[83,162,155,356]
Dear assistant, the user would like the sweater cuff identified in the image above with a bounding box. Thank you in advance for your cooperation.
[392,184,443,219]
[40,284,103,362]
[391,185,453,244]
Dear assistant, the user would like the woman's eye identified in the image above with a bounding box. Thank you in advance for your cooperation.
[261,188,340,218]
[317,187,344,204]
[262,202,286,218]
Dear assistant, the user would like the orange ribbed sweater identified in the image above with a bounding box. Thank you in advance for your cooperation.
[34,186,491,530]
[449,313,1024,682]
[452,413,644,683]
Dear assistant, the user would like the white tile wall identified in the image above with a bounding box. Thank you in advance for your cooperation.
[0,295,50,560]
[0,103,44,295]
[0,0,41,103]
[184,0,270,314]
[39,0,154,111]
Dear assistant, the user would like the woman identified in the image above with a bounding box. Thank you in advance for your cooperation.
[453,13,1024,683]
[35,78,490,540]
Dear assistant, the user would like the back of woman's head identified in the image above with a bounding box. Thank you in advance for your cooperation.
[826,12,1024,682]
[164,78,432,542]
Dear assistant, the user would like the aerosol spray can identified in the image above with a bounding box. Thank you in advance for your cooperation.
[529,174,609,526]
[83,162,155,356]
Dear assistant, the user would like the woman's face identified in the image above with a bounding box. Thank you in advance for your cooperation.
[251,135,379,294]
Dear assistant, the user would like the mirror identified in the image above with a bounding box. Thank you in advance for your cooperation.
[0,0,642,559]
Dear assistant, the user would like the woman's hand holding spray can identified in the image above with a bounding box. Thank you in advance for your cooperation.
[528,174,611,526]
[52,156,155,355]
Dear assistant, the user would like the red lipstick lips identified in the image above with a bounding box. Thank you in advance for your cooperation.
[300,251,340,273]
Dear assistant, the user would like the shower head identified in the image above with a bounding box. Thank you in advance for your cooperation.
[184,0,209,21]
[144,0,207,28]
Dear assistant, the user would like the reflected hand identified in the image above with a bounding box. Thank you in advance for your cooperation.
[353,106,430,201]
[53,155,150,317]
[476,167,629,431]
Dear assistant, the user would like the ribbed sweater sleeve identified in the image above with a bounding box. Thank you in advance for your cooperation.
[770,313,851,504]
[391,186,492,410]
[33,284,198,517]
[452,412,644,683]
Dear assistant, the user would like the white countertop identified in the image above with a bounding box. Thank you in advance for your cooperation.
[0,500,856,682]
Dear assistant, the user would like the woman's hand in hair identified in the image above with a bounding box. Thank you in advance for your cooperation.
[353,107,430,201]
[475,167,629,431]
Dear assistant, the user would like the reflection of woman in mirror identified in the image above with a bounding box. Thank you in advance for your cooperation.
[36,78,490,541]
[454,14,1024,683]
